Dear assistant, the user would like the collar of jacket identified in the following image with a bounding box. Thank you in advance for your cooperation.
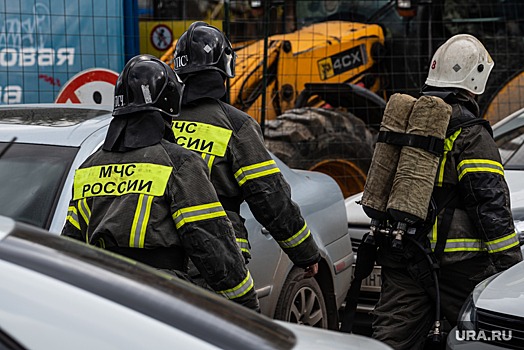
[103,110,175,152]
[421,85,480,117]
[181,71,226,105]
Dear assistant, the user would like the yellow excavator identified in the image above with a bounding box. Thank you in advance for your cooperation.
[161,0,524,198]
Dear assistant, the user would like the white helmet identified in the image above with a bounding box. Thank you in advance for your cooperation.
[425,34,494,95]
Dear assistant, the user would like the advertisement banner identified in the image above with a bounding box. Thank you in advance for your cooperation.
[0,0,125,104]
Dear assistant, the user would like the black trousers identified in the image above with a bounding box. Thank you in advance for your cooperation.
[372,255,496,350]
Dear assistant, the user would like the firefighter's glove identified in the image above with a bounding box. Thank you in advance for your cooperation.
[304,263,318,278]
[353,232,378,280]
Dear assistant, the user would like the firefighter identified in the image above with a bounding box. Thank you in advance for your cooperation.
[371,34,523,349]
[172,22,321,278]
[61,54,259,312]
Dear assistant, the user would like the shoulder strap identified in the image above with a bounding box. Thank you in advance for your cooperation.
[446,107,493,137]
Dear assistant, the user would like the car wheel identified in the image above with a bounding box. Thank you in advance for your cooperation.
[274,268,328,328]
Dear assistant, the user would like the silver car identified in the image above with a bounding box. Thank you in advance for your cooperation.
[0,214,391,350]
[0,103,354,330]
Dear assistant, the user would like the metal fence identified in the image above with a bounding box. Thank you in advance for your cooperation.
[2,0,524,197]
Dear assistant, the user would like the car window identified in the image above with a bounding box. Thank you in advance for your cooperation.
[504,137,524,170]
[0,143,78,228]
[495,124,524,168]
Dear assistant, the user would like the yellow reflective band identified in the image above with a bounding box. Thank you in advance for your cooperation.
[278,222,311,249]
[444,238,484,252]
[96,238,106,248]
[485,232,520,253]
[173,202,226,229]
[436,129,461,187]
[236,238,250,254]
[77,199,91,243]
[78,199,91,225]
[201,153,215,175]
[457,159,504,181]
[430,217,438,243]
[67,206,80,230]
[216,270,254,299]
[234,160,280,186]
[173,121,232,157]
[73,163,172,200]
[130,194,154,248]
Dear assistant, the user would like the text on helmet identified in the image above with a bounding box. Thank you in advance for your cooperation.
[174,55,188,69]
[114,95,124,108]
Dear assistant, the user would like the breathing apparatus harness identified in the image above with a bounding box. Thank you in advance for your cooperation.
[340,127,448,343]
[340,91,490,346]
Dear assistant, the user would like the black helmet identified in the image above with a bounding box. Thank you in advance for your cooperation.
[173,21,236,79]
[113,54,184,118]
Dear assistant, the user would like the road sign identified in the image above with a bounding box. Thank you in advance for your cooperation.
[150,24,173,51]
[55,68,119,105]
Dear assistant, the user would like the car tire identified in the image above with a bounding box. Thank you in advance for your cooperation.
[274,268,329,328]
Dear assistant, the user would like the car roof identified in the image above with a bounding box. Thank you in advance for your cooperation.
[0,104,113,147]
[492,107,524,139]
[0,215,297,350]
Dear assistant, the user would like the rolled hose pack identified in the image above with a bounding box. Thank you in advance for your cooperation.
[361,93,417,220]
[387,95,452,224]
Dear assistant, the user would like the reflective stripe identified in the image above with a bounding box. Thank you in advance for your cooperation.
[96,238,106,248]
[278,222,311,249]
[173,202,226,229]
[436,129,461,187]
[485,232,520,253]
[429,218,438,244]
[216,270,254,299]
[130,194,154,248]
[73,163,171,200]
[236,238,250,254]
[201,153,215,175]
[457,159,504,181]
[77,199,91,243]
[172,121,232,157]
[67,206,80,230]
[234,160,280,186]
[430,238,485,252]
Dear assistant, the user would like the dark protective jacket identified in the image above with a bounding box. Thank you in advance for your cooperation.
[61,112,259,310]
[424,89,522,270]
[173,72,321,267]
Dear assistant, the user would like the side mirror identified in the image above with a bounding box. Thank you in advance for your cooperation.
[396,0,417,18]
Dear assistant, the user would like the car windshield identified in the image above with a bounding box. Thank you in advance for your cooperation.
[0,143,77,228]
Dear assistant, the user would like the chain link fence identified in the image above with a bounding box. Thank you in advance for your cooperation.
[2,0,524,196]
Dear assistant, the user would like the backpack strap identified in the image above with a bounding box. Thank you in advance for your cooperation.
[377,131,445,156]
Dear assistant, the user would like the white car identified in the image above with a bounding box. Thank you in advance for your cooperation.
[345,107,524,334]
[446,260,524,349]
[0,214,392,350]
[0,104,353,330]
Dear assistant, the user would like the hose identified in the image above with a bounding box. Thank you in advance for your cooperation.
[405,235,442,343]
